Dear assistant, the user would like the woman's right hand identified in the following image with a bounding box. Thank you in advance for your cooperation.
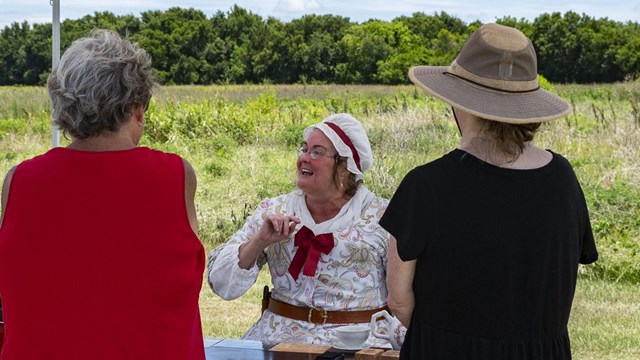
[256,213,301,245]
[237,213,300,270]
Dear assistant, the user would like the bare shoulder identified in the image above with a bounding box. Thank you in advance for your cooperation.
[2,166,17,205]
[181,158,197,187]
[180,158,199,233]
[1,166,18,225]
[181,157,195,173]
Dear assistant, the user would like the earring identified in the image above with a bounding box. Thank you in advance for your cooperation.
[137,121,145,128]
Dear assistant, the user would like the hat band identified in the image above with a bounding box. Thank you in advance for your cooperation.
[443,71,541,94]
[325,121,362,172]
[449,60,538,92]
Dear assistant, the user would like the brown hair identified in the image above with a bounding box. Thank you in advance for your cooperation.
[334,156,359,197]
[480,119,541,160]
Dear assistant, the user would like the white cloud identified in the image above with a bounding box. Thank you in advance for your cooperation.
[275,0,321,13]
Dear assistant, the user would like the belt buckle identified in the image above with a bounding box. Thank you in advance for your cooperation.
[308,308,328,325]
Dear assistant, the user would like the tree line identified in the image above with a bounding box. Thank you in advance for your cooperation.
[1,6,638,86]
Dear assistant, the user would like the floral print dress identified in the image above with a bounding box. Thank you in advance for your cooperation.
[207,186,392,347]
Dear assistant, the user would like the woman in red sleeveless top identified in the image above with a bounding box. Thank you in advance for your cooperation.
[0,29,205,360]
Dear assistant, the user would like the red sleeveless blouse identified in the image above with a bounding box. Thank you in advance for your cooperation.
[0,147,205,360]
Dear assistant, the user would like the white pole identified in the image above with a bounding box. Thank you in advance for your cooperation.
[51,0,60,147]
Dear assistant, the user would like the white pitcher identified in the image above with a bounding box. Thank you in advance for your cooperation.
[370,310,406,350]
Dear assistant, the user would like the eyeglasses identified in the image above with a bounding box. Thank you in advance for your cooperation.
[297,147,336,160]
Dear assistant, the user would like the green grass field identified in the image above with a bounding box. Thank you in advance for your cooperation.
[1,83,639,358]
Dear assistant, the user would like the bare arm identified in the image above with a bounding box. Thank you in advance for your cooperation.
[182,158,198,234]
[386,235,416,327]
[0,166,16,229]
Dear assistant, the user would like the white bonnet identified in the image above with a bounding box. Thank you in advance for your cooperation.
[303,113,373,180]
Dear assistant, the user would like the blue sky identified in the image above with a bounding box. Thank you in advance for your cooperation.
[1,0,639,28]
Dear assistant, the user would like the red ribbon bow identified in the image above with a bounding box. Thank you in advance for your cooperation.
[288,226,335,281]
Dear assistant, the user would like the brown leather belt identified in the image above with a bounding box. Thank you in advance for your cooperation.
[265,294,389,325]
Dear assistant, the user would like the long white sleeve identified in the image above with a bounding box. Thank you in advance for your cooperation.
[207,243,260,300]
[207,203,269,300]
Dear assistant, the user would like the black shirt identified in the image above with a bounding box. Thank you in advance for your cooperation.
[380,149,598,360]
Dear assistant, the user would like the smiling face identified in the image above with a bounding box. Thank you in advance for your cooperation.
[296,129,343,198]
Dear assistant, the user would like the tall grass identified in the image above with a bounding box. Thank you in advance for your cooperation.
[1,83,639,358]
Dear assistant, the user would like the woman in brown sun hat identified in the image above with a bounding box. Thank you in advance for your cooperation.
[379,23,598,359]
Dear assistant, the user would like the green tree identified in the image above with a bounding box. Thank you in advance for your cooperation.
[136,8,212,84]
[335,20,402,83]
[579,18,633,82]
[394,12,466,44]
[428,28,466,65]
[25,23,53,84]
[615,23,640,80]
[283,14,352,83]
[0,22,32,85]
[60,12,141,51]
[1,6,639,85]
[217,5,268,83]
[531,12,582,82]
[532,12,635,83]
[376,22,429,84]
[381,12,467,84]
[199,21,231,85]
[252,17,289,83]
[0,22,51,85]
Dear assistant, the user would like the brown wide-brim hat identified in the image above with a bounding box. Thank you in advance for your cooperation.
[409,23,570,124]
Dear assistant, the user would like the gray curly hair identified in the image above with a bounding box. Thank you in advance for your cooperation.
[47,29,157,139]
